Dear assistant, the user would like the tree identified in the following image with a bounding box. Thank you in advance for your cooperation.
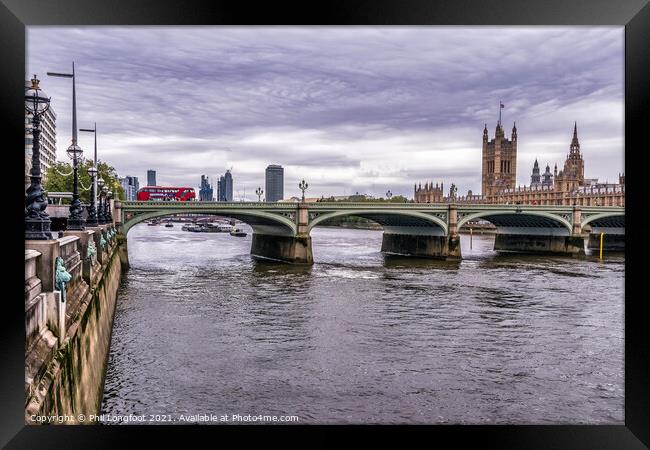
[316,194,410,203]
[43,159,125,203]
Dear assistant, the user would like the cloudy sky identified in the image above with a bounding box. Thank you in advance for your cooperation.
[27,27,624,200]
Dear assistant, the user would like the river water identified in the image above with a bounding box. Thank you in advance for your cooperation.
[100,224,624,424]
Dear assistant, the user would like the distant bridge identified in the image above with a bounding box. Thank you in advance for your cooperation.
[115,201,624,264]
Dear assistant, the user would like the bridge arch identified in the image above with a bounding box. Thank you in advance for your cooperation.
[307,209,448,235]
[457,210,573,235]
[121,209,297,236]
[581,212,625,228]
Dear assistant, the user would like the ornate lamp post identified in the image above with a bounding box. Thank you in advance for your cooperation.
[48,63,85,230]
[86,166,98,226]
[66,142,85,229]
[80,123,98,226]
[386,190,393,201]
[25,75,53,240]
[255,186,263,202]
[97,178,106,224]
[298,179,308,203]
[105,190,113,224]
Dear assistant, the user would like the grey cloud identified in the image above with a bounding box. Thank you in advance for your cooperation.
[27,26,623,198]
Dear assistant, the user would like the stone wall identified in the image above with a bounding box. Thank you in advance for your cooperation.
[25,225,123,424]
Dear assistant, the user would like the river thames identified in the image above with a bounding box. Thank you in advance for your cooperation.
[100,224,624,424]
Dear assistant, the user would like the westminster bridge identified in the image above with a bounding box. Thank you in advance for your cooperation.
[116,201,625,264]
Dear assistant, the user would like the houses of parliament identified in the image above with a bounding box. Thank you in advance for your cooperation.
[414,121,625,206]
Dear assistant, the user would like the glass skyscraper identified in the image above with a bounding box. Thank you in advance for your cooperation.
[199,175,214,201]
[119,176,140,201]
[147,169,156,186]
[265,164,284,202]
[217,170,233,201]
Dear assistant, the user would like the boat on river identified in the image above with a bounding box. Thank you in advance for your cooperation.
[203,223,233,233]
[229,227,247,237]
[165,222,174,228]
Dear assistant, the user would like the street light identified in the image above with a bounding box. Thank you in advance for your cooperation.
[25,75,53,240]
[298,179,308,203]
[48,62,85,230]
[66,142,84,229]
[80,123,98,226]
[97,178,106,224]
[106,190,113,223]
[255,186,263,202]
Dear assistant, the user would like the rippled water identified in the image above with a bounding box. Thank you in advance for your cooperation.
[100,224,624,424]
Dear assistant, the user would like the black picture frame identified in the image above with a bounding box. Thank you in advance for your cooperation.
[2,0,648,447]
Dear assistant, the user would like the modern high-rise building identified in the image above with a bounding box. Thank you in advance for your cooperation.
[25,79,56,189]
[119,176,140,201]
[199,175,214,201]
[147,169,157,186]
[217,170,233,201]
[265,164,284,202]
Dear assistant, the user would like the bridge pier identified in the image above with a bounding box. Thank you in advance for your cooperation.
[251,233,314,264]
[381,233,461,260]
[494,234,585,256]
[587,232,625,251]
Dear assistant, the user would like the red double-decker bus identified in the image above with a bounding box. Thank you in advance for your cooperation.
[136,186,196,201]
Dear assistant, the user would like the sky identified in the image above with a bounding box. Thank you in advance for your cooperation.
[27,26,624,200]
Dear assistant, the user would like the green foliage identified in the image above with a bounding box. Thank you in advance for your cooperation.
[317,195,412,203]
[44,160,125,202]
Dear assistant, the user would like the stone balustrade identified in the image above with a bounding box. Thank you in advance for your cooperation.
[25,250,44,349]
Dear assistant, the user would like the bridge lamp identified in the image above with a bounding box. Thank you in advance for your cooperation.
[386,190,393,201]
[255,186,263,202]
[25,74,53,240]
[299,179,309,203]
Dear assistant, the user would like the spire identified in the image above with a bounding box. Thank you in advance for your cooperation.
[498,100,504,125]
[570,121,580,155]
